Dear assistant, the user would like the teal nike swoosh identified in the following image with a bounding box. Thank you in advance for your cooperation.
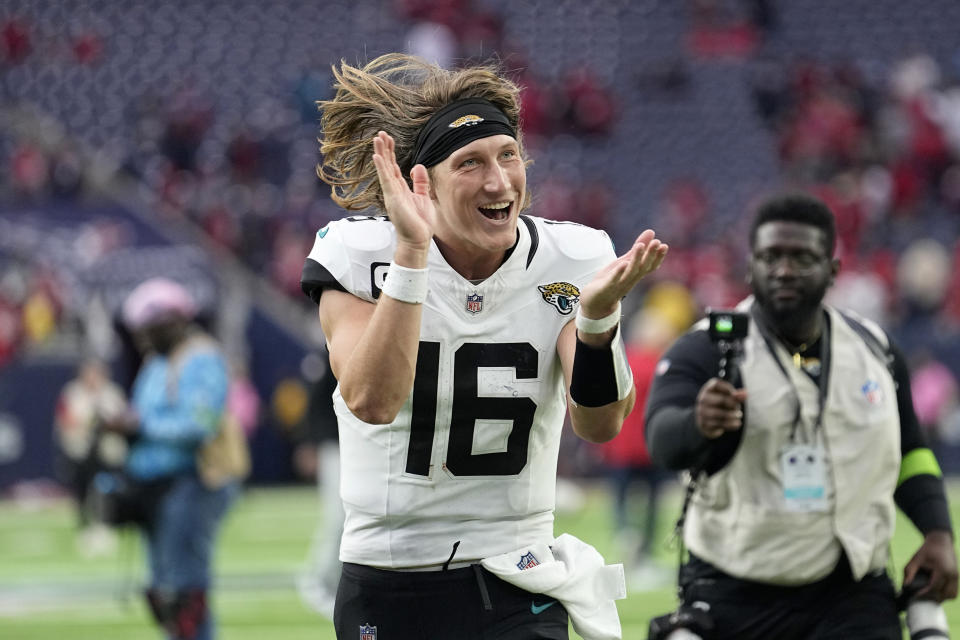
[530,600,557,615]
[317,227,329,238]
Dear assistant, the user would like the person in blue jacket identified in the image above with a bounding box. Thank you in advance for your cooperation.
[104,277,240,640]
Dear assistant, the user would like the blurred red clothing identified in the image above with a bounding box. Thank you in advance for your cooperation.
[598,345,661,467]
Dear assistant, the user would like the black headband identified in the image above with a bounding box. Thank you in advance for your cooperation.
[410,98,516,169]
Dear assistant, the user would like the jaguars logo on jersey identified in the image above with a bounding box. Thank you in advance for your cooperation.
[537,282,580,315]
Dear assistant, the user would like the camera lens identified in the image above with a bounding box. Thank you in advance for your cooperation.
[905,600,949,639]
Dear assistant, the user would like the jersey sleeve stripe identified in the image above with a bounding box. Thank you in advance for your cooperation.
[301,258,347,304]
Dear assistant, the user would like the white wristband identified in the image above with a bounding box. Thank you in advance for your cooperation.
[381,263,428,304]
[575,302,621,334]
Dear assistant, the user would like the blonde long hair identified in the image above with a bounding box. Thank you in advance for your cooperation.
[318,54,527,213]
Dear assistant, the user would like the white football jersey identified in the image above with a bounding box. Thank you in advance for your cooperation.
[302,214,616,569]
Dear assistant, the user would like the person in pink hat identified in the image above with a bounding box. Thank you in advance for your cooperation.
[101,277,242,640]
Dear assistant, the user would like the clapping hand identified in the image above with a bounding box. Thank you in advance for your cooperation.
[578,229,669,323]
[371,131,435,257]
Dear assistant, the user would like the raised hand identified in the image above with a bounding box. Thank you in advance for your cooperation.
[371,131,435,254]
[579,229,669,321]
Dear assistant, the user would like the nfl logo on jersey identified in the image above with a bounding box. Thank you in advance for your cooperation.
[465,292,483,314]
[516,551,539,570]
[359,624,377,640]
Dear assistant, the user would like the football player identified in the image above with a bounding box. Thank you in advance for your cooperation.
[301,53,667,640]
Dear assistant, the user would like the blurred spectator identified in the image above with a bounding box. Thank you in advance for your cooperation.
[71,30,104,65]
[269,222,313,298]
[573,179,615,230]
[826,267,891,325]
[749,57,791,129]
[1,18,31,64]
[897,238,951,315]
[779,73,864,180]
[515,64,554,138]
[226,129,261,184]
[295,350,342,621]
[405,21,458,69]
[49,143,85,200]
[293,63,333,125]
[226,359,261,439]
[687,0,760,59]
[457,8,503,61]
[0,259,68,362]
[596,308,681,590]
[159,86,213,173]
[53,358,128,553]
[657,178,711,244]
[0,295,20,366]
[10,141,50,198]
[911,352,959,447]
[561,66,618,136]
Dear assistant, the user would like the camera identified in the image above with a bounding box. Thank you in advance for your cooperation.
[898,569,949,639]
[706,310,748,384]
[647,601,714,640]
[707,310,749,343]
[88,470,172,527]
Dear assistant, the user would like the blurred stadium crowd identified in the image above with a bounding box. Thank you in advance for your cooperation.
[3,0,960,482]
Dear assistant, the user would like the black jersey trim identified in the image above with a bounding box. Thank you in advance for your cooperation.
[520,215,539,269]
[301,258,347,304]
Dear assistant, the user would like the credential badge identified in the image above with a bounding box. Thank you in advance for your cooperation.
[466,292,483,314]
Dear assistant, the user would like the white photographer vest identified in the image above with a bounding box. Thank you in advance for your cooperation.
[685,304,901,584]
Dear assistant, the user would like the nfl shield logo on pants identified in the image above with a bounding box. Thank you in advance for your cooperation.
[360,624,377,640]
[466,292,483,314]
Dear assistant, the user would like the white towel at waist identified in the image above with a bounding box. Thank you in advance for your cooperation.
[480,533,627,640]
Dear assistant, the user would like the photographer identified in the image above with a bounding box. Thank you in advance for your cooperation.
[53,357,128,553]
[102,278,241,640]
[645,194,957,639]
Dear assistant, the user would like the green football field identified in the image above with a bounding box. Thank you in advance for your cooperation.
[0,480,958,640]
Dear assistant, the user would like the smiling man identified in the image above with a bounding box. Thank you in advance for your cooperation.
[644,194,957,639]
[300,54,668,640]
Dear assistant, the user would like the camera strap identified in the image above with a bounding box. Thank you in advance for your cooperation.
[669,311,748,595]
[669,464,705,596]
[749,307,831,444]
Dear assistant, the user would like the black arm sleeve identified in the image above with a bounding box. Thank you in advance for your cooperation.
[644,330,743,471]
[888,339,953,535]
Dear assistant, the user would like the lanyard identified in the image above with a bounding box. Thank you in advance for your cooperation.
[750,306,831,443]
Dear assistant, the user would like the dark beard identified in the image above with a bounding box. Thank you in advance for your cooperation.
[754,283,828,339]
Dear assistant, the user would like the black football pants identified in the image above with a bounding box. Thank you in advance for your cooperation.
[334,562,569,640]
